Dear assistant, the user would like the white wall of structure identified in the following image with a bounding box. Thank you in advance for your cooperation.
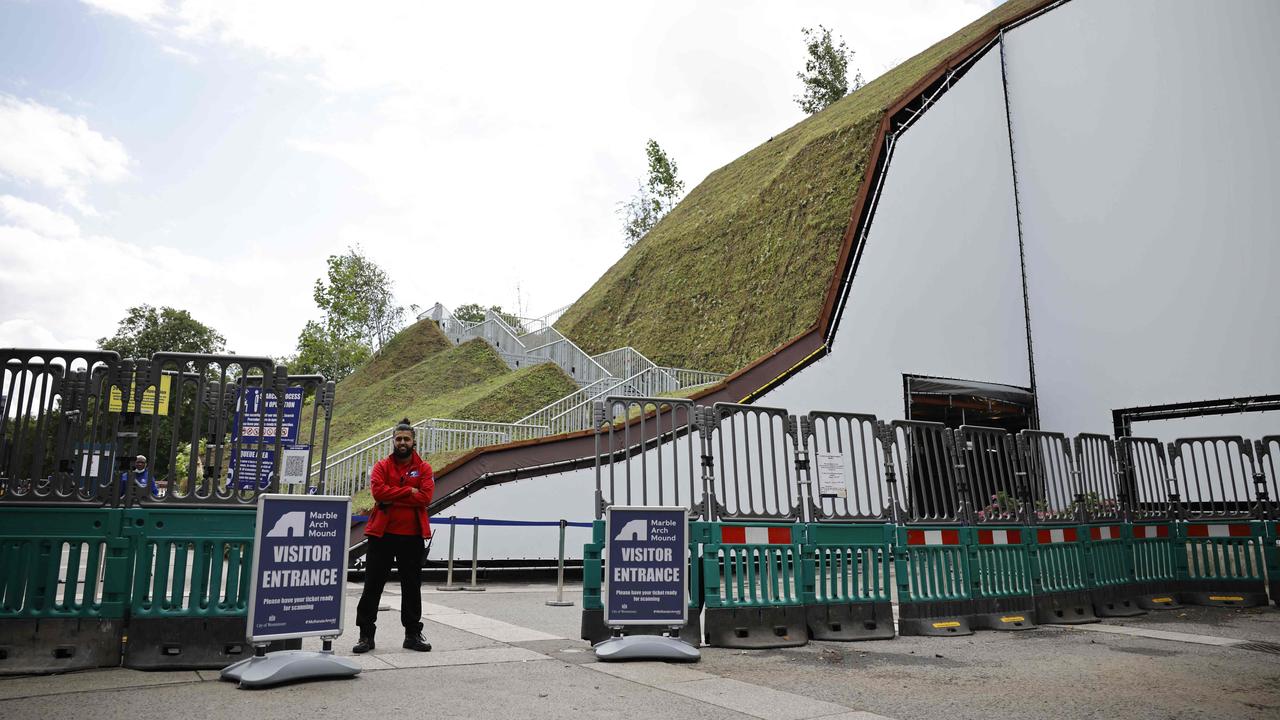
[440,432,707,560]
[1005,0,1280,441]
[758,49,1030,422]
[438,467,597,562]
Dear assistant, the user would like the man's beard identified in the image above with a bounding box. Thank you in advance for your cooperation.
[393,446,411,459]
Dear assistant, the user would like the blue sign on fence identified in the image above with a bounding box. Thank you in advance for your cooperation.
[604,505,688,627]
[230,444,312,490]
[247,494,351,642]
[237,387,304,444]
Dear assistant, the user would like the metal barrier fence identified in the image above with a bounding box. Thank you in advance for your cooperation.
[581,396,705,645]
[585,396,1278,649]
[0,347,332,674]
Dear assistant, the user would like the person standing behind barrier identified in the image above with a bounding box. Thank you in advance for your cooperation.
[354,419,434,653]
[119,455,160,499]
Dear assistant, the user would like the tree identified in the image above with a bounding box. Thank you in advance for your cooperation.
[794,25,863,115]
[452,303,525,334]
[312,248,405,352]
[290,320,370,384]
[618,139,685,248]
[98,305,226,358]
[289,247,405,383]
[453,303,487,324]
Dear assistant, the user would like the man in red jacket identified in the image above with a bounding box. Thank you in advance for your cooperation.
[353,419,433,653]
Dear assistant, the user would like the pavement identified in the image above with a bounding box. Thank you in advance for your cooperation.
[3,583,1279,720]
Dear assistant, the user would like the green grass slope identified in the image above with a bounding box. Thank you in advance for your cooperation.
[339,318,453,394]
[555,0,1042,374]
[453,362,579,423]
[326,336,580,454]
[327,337,508,450]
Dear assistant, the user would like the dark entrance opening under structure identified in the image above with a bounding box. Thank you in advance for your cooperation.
[900,375,1036,520]
[904,375,1035,434]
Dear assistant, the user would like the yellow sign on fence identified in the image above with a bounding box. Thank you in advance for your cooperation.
[108,375,172,415]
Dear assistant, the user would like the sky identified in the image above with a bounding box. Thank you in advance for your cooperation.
[0,0,999,358]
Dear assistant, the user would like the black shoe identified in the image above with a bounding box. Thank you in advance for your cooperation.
[353,636,375,654]
[403,633,431,652]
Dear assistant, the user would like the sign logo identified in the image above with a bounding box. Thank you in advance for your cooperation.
[614,518,648,542]
[266,511,307,538]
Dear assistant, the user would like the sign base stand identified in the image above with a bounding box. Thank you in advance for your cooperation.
[593,634,700,663]
[221,645,360,689]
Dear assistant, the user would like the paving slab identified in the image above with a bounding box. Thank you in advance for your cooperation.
[377,645,548,669]
[427,610,562,642]
[658,677,855,720]
[583,660,715,685]
[0,669,201,700]
[416,583,584,640]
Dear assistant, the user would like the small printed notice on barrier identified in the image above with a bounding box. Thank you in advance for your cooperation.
[247,494,351,642]
[107,375,172,415]
[815,451,847,499]
[604,505,688,627]
[231,445,311,489]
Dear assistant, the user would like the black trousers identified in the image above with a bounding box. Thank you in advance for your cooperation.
[355,533,424,636]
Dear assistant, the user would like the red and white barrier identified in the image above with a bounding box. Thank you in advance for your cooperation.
[1185,523,1252,538]
[977,529,1022,545]
[1036,528,1079,544]
[905,529,962,546]
[1089,526,1123,541]
[720,525,793,544]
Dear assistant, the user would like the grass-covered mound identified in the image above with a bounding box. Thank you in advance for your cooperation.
[556,0,1042,374]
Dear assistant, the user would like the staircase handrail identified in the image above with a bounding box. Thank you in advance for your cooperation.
[653,366,727,388]
[523,337,611,381]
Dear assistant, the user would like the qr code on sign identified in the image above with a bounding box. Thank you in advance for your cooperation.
[281,448,309,485]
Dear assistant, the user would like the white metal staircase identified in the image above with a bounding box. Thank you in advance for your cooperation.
[312,303,726,495]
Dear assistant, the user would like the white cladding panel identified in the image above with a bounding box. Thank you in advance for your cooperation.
[440,466,596,561]
[759,49,1030,421]
[1005,0,1280,436]
[442,435,705,559]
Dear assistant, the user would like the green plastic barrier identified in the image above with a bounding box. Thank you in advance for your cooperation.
[580,519,705,646]
[1129,522,1183,610]
[703,521,807,648]
[1179,520,1269,607]
[1082,524,1145,616]
[0,506,130,674]
[1266,520,1280,608]
[894,525,974,636]
[970,526,1038,630]
[120,507,258,669]
[1028,526,1096,625]
[803,523,894,641]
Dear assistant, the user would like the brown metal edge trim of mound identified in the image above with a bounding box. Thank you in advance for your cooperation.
[429,0,1065,511]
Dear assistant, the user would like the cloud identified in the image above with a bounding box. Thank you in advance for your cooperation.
[0,195,81,238]
[160,44,199,63]
[80,0,171,26]
[0,95,130,215]
[58,0,1005,323]
[0,208,316,357]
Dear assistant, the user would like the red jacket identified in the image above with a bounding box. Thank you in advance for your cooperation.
[365,451,433,538]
